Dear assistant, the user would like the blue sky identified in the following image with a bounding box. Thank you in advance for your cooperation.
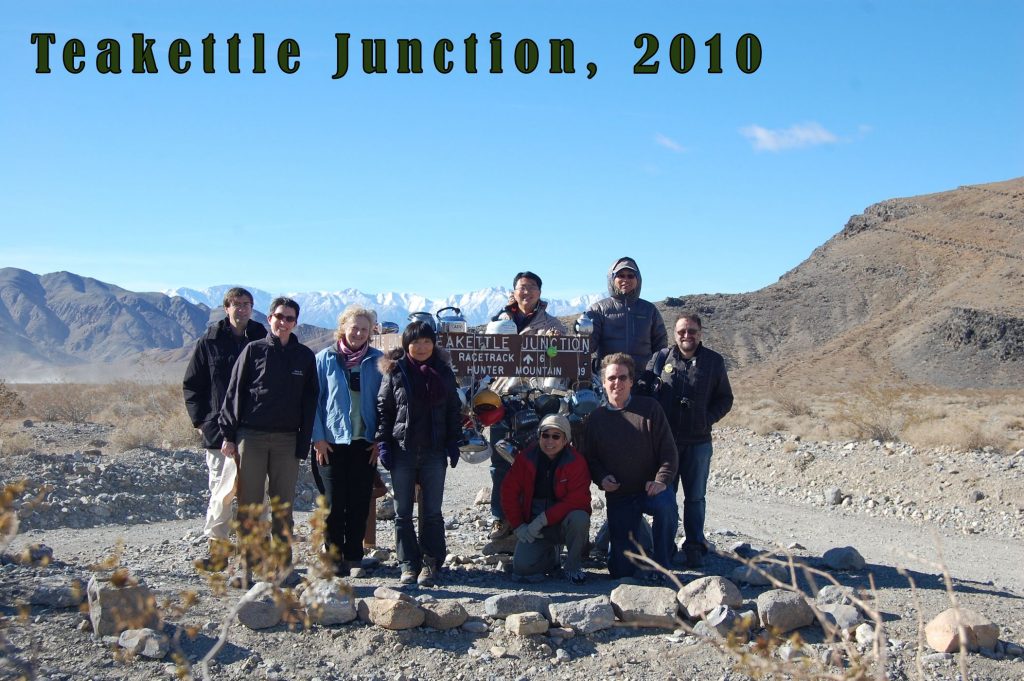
[2,1,1021,301]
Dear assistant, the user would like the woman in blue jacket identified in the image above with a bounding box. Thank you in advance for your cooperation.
[311,305,384,577]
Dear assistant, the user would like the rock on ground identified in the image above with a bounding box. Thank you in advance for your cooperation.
[609,584,678,628]
[822,546,866,570]
[421,600,468,630]
[756,589,815,634]
[483,591,552,618]
[676,576,743,619]
[236,582,284,630]
[505,611,549,636]
[87,571,160,637]
[366,597,425,630]
[299,578,357,625]
[548,596,615,635]
[925,608,1000,653]
[117,628,169,659]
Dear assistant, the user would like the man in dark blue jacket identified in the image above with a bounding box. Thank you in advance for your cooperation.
[586,256,667,370]
[182,287,267,569]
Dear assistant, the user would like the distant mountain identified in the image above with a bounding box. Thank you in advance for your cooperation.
[0,269,332,379]
[165,286,605,329]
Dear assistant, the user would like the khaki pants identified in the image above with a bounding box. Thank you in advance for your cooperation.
[203,448,270,540]
[236,429,300,549]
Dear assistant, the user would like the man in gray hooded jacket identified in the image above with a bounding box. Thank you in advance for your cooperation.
[586,257,668,370]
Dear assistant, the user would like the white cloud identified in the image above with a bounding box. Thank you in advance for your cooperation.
[739,122,839,151]
[654,133,686,153]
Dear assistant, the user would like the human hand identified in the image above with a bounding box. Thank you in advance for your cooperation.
[378,442,393,471]
[601,475,620,492]
[221,441,238,460]
[446,444,460,469]
[314,440,331,466]
[645,480,666,497]
[514,524,535,544]
[367,441,379,465]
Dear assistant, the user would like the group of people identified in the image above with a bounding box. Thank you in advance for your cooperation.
[181,255,733,587]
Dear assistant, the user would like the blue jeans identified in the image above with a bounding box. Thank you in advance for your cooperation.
[390,447,447,571]
[606,488,678,579]
[676,441,713,552]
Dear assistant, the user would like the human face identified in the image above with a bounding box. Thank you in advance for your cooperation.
[407,337,434,362]
[613,269,638,295]
[224,296,253,330]
[538,428,566,458]
[513,277,540,313]
[268,304,298,342]
[675,319,702,357]
[344,315,372,350]
[602,363,633,407]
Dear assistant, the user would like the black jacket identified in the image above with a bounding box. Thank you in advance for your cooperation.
[643,343,733,446]
[375,349,462,452]
[219,332,319,459]
[182,318,267,448]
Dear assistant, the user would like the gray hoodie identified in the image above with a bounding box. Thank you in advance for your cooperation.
[585,256,668,370]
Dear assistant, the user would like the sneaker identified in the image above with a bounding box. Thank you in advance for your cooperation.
[488,519,512,540]
[417,558,439,587]
[349,565,367,579]
[399,568,417,585]
[227,566,254,589]
[684,545,705,569]
[193,539,232,573]
[563,568,586,585]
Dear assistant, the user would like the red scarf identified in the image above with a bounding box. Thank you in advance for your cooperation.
[338,336,369,369]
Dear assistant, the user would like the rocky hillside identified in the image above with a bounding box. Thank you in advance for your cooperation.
[0,269,332,379]
[653,178,1024,392]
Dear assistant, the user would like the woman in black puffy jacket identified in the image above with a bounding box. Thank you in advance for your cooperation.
[375,320,462,587]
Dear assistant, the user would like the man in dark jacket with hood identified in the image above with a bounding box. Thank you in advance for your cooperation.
[586,257,668,370]
[182,287,267,568]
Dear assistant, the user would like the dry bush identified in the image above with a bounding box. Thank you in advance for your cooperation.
[19,382,106,423]
[833,385,912,442]
[774,392,812,418]
[0,379,26,420]
[0,430,36,457]
[903,415,1010,453]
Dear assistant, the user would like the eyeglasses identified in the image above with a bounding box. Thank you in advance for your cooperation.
[229,301,253,309]
[614,272,637,279]
[271,313,297,323]
[605,374,631,383]
[540,431,564,440]
[678,328,701,336]
[515,285,539,293]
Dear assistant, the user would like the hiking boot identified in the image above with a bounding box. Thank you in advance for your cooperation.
[488,519,512,540]
[399,568,418,585]
[417,558,439,587]
[684,545,705,569]
[194,539,233,573]
[227,565,254,589]
[563,568,586,585]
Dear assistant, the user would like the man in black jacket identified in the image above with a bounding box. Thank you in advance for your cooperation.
[586,256,667,370]
[182,287,267,567]
[220,296,318,578]
[643,313,733,569]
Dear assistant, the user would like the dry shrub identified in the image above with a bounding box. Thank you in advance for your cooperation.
[19,383,106,423]
[0,379,26,420]
[903,415,1009,453]
[774,392,812,418]
[0,430,36,457]
[109,413,200,452]
[834,384,912,442]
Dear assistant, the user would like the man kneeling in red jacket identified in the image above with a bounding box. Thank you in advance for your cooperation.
[500,414,592,584]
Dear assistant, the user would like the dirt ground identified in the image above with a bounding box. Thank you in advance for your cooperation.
[2,423,1023,680]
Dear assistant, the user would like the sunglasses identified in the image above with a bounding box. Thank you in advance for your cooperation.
[540,431,564,440]
[271,313,297,323]
[615,272,637,279]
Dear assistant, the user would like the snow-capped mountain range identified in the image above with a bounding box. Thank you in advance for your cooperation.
[165,285,605,329]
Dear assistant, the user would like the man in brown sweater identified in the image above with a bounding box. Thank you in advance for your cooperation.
[583,352,678,579]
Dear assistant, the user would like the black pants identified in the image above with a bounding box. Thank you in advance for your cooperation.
[315,440,375,564]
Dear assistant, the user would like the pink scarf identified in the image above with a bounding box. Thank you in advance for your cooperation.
[338,336,369,369]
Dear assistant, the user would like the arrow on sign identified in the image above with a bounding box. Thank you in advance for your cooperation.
[523,355,534,365]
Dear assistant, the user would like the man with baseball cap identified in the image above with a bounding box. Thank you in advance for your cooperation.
[500,414,592,584]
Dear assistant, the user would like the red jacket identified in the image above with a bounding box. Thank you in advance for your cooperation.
[500,445,592,529]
